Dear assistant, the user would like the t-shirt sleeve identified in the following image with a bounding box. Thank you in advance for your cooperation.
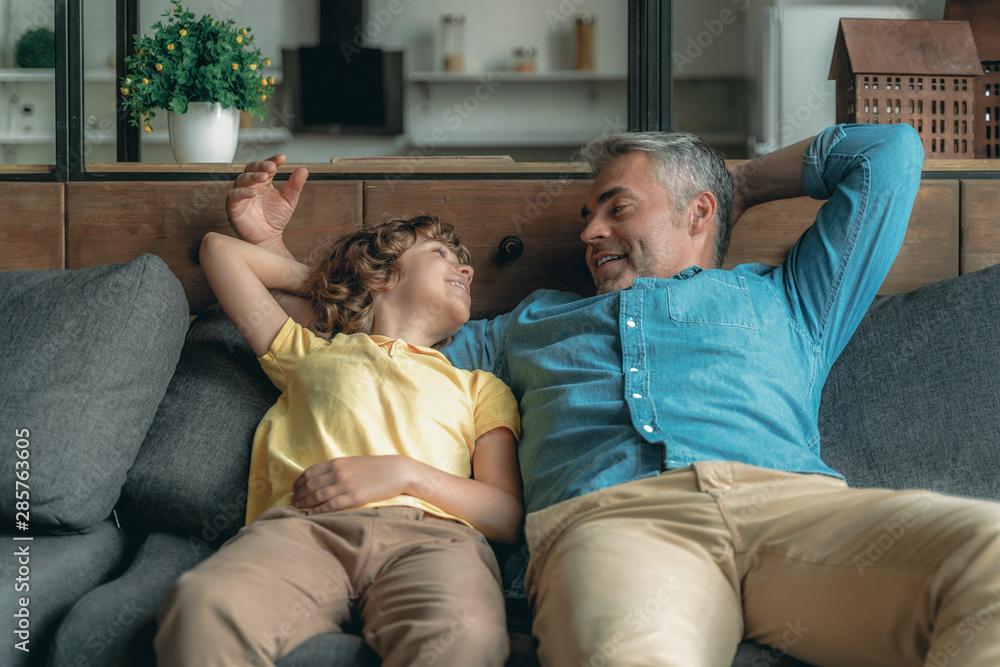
[257,317,330,392]
[472,371,521,441]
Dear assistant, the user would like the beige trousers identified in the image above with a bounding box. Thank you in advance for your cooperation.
[155,505,508,667]
[525,461,1000,667]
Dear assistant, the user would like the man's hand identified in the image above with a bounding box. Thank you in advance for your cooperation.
[291,456,414,514]
[226,154,309,254]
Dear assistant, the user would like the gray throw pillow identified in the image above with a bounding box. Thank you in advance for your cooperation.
[819,263,1000,500]
[0,254,188,532]
[116,304,280,547]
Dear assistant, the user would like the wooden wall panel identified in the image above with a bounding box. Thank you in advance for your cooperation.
[0,183,64,271]
[960,181,1000,274]
[726,180,959,294]
[364,179,597,313]
[67,181,362,311]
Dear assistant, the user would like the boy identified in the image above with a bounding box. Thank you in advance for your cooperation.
[155,216,523,667]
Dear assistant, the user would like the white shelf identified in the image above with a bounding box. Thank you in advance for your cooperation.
[0,68,118,82]
[0,127,292,145]
[406,130,602,147]
[407,71,626,83]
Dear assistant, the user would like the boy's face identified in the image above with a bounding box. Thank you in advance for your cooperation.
[373,233,474,343]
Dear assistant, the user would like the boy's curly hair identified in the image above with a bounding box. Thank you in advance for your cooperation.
[300,215,473,348]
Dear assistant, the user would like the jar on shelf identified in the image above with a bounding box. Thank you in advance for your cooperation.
[513,46,537,73]
[441,14,465,72]
[575,14,595,70]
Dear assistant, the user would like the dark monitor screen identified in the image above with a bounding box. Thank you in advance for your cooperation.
[298,46,386,127]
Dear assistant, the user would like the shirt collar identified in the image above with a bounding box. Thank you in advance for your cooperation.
[368,334,452,364]
[630,265,705,289]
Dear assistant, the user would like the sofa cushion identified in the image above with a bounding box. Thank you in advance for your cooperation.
[819,263,1000,499]
[48,530,215,667]
[116,304,279,546]
[0,519,130,667]
[0,254,188,532]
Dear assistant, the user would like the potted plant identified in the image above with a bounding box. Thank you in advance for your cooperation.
[120,0,275,163]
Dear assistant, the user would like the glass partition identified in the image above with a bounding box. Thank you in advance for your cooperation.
[0,0,57,166]
[87,0,629,165]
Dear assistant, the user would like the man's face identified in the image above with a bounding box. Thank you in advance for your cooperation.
[580,152,700,295]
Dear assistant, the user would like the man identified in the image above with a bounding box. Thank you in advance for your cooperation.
[226,123,1000,666]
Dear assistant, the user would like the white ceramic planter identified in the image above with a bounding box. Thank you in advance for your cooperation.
[167,101,239,163]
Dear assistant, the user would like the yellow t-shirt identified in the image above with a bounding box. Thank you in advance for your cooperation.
[245,317,521,526]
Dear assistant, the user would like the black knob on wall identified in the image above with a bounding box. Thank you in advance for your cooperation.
[498,235,524,261]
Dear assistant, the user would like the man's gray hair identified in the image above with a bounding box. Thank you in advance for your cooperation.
[578,131,735,269]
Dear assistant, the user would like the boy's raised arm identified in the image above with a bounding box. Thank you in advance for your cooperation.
[200,231,313,357]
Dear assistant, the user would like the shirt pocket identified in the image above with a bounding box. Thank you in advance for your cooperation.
[667,274,758,330]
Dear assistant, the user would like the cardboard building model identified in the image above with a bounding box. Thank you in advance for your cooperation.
[830,18,982,159]
[944,0,1000,158]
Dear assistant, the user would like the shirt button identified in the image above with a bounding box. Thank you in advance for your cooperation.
[394,342,404,351]
[626,318,636,327]
[643,425,654,433]
[629,367,639,372]
[632,393,642,399]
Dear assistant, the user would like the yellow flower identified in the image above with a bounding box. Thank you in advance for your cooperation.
[173,5,180,12]
[144,125,152,132]
[268,77,275,84]
[261,94,267,101]
[124,77,132,84]
[249,63,256,70]
[260,77,267,85]
[231,63,239,70]
[167,43,174,51]
[120,86,129,95]
[155,63,163,71]
[241,28,248,35]
[179,29,187,36]
[141,78,149,84]
[236,35,243,44]
[264,59,271,67]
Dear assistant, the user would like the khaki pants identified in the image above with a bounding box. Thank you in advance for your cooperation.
[525,461,1000,667]
[155,505,507,667]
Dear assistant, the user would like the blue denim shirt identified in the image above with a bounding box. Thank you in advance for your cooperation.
[446,124,923,587]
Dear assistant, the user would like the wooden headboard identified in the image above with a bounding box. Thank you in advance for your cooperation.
[1,163,997,314]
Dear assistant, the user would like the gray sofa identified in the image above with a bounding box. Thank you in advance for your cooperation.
[2,253,998,667]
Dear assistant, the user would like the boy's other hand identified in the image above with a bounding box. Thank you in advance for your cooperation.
[226,154,309,250]
[291,456,413,514]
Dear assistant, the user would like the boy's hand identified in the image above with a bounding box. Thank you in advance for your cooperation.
[226,154,309,250]
[291,456,414,514]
